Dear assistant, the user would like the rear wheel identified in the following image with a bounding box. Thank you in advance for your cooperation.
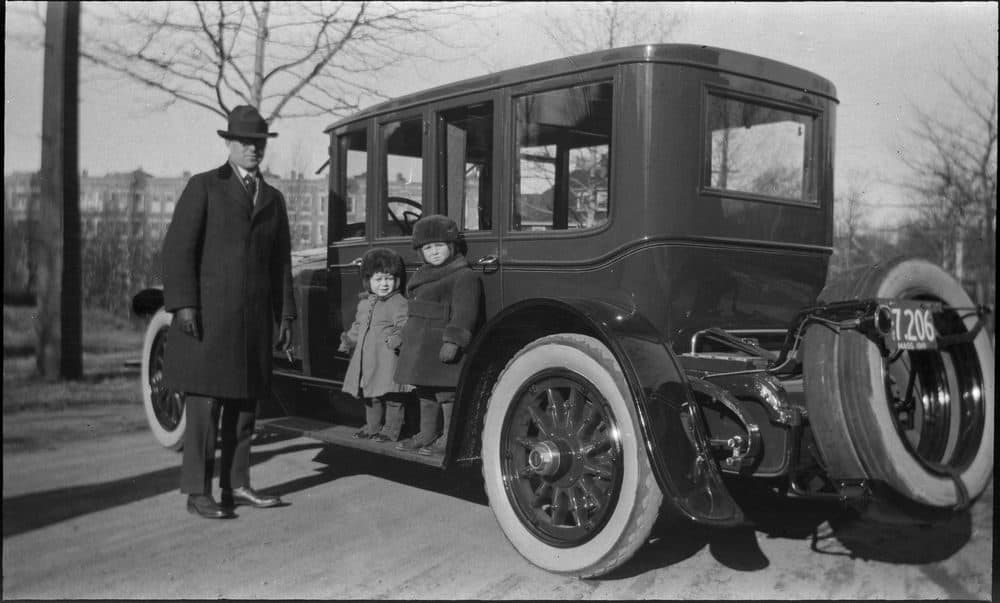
[803,259,993,508]
[481,334,662,578]
[141,309,186,451]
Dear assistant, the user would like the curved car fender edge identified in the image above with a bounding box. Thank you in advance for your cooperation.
[458,297,744,527]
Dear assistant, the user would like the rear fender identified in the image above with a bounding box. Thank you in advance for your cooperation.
[457,298,743,527]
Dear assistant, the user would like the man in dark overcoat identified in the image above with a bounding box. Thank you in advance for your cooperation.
[161,105,296,519]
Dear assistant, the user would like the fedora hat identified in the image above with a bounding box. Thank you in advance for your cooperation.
[217,105,278,139]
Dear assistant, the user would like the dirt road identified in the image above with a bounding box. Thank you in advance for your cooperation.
[2,427,993,599]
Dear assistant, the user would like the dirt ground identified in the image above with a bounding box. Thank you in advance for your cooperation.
[2,414,993,600]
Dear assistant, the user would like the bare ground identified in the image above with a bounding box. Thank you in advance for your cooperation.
[1,418,993,600]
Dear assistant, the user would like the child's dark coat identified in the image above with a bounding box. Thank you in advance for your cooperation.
[395,254,482,387]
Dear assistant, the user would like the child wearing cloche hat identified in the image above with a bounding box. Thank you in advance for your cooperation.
[395,215,483,455]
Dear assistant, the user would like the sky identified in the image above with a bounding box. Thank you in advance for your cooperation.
[4,2,998,228]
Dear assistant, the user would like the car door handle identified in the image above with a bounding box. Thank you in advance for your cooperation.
[350,257,363,266]
[476,255,499,274]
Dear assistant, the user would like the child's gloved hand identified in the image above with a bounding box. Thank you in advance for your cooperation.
[439,342,460,363]
[338,332,352,354]
[386,334,402,352]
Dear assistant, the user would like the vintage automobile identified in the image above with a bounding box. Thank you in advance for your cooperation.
[132,44,994,578]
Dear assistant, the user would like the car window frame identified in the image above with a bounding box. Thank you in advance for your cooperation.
[430,90,500,238]
[329,125,372,246]
[374,109,429,243]
[699,83,823,208]
[505,67,618,239]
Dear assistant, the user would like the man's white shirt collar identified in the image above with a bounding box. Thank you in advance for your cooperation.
[231,163,258,181]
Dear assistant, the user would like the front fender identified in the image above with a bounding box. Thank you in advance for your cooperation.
[460,298,743,527]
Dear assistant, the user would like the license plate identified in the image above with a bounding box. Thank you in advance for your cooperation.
[885,300,940,350]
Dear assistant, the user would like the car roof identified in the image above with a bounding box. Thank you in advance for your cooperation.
[324,43,838,133]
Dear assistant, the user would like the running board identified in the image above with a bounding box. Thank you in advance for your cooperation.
[257,416,445,468]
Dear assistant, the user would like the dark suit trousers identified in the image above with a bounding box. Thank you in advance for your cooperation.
[180,395,256,494]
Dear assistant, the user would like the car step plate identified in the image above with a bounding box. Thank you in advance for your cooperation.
[258,416,444,467]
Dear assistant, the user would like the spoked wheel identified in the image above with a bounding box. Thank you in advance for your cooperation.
[804,259,994,509]
[500,371,624,546]
[141,309,186,451]
[482,334,662,578]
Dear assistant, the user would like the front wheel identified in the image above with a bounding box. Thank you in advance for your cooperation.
[481,334,663,578]
[141,309,186,451]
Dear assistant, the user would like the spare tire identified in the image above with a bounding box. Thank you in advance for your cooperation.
[803,258,993,509]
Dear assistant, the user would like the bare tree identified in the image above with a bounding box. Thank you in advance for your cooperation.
[541,2,682,55]
[831,181,869,278]
[72,171,164,317]
[900,46,997,306]
[24,1,474,123]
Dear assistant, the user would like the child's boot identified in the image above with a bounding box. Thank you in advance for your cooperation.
[419,401,453,455]
[374,400,405,442]
[354,399,383,438]
[396,398,439,450]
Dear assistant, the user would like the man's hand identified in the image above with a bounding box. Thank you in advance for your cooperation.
[439,342,460,363]
[174,307,201,340]
[276,317,294,351]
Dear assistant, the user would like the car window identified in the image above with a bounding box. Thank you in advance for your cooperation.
[331,129,367,242]
[380,117,424,237]
[439,102,493,232]
[705,93,817,204]
[513,82,612,232]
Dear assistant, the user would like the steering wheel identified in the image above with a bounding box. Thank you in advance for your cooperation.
[402,210,421,230]
[387,206,408,234]
[386,197,422,236]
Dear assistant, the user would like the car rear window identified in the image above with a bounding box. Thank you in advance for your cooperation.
[705,93,818,204]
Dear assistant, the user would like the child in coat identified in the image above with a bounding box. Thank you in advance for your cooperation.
[394,215,483,455]
[338,247,409,442]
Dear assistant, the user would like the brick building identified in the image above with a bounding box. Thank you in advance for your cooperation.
[4,168,334,252]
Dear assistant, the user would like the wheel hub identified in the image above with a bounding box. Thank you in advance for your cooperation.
[527,440,563,477]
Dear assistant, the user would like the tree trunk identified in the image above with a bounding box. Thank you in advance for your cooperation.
[35,2,82,379]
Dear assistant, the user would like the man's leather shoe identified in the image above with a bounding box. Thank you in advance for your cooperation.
[187,494,235,519]
[221,486,283,509]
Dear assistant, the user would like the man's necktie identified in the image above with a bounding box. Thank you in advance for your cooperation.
[244,174,256,201]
